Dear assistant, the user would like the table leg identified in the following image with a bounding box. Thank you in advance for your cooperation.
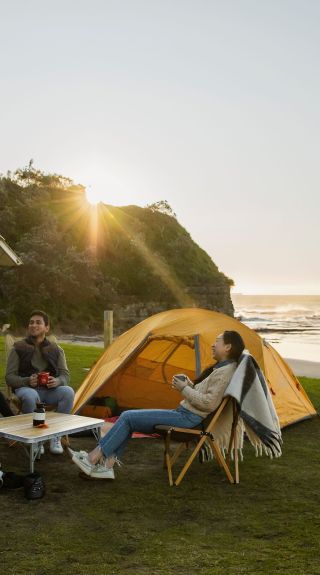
[30,444,35,473]
[92,427,101,442]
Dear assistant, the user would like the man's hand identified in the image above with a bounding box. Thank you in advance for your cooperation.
[47,376,59,389]
[29,374,38,388]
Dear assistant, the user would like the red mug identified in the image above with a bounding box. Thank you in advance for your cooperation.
[37,372,50,386]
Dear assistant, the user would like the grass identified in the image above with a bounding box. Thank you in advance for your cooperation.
[0,340,320,574]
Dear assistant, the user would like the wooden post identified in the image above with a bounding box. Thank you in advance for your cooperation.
[104,310,113,348]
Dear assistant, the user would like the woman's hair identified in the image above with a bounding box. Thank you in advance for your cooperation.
[222,330,245,361]
[193,330,245,385]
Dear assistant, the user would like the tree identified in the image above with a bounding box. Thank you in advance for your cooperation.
[146,200,176,218]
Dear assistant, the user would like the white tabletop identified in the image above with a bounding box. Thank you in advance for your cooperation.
[0,412,105,444]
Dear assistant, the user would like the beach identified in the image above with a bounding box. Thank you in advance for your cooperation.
[284,358,320,378]
[232,294,320,378]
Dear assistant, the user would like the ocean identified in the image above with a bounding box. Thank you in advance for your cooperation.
[231,294,320,363]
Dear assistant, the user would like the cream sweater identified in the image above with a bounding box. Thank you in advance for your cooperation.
[180,362,237,417]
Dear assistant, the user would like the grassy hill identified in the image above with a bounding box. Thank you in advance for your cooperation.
[0,167,234,332]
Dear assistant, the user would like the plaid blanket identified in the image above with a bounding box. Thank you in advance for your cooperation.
[224,353,282,458]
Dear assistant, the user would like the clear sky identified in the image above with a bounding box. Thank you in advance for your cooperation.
[1,0,319,294]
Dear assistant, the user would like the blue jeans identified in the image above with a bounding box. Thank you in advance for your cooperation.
[99,406,203,459]
[14,386,74,414]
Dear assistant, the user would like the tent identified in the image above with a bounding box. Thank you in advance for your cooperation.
[73,308,316,428]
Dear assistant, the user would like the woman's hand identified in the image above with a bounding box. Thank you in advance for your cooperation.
[171,374,189,391]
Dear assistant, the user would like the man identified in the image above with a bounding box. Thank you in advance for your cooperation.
[5,310,74,454]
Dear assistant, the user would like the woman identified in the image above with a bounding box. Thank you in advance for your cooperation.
[69,330,245,480]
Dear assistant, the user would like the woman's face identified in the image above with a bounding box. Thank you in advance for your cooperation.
[211,333,231,362]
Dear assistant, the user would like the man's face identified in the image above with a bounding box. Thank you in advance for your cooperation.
[28,315,49,339]
[211,333,231,362]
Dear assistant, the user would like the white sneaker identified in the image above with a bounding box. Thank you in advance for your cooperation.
[72,453,95,476]
[90,464,115,480]
[68,450,115,479]
[67,448,88,458]
[50,436,64,455]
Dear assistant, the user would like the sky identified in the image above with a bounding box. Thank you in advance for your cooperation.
[1,0,319,295]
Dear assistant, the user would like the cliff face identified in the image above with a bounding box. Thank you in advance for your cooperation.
[113,286,234,334]
[0,170,234,332]
[100,204,234,333]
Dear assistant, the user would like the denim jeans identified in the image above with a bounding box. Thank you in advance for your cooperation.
[14,385,74,414]
[99,406,203,459]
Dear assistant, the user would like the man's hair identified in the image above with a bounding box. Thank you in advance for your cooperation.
[29,310,50,326]
[222,330,245,361]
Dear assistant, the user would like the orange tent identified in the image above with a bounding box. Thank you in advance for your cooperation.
[73,308,316,428]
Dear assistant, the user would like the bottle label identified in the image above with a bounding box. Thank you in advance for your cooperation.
[33,412,45,421]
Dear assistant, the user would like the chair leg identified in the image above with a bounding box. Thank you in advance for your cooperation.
[170,443,186,467]
[61,435,70,447]
[163,437,188,486]
[172,435,235,487]
[164,432,174,486]
[174,434,208,486]
[208,437,234,484]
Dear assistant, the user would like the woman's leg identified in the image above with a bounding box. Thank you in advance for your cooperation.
[89,407,202,464]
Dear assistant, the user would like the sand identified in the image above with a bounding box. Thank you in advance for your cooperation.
[284,358,320,379]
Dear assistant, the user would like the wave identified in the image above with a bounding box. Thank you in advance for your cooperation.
[235,314,320,325]
[236,306,314,315]
[235,315,269,322]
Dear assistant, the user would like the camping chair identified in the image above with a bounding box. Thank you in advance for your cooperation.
[155,396,240,486]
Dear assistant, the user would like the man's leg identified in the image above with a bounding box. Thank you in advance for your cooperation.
[38,386,74,454]
[38,386,74,413]
[14,387,40,413]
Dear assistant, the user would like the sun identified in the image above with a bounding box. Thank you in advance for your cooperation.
[85,187,103,205]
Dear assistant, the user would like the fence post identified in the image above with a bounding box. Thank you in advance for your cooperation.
[104,310,113,348]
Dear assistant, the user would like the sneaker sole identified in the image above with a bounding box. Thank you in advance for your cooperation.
[78,471,114,481]
[90,470,115,480]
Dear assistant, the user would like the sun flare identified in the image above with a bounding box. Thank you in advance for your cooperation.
[85,188,102,205]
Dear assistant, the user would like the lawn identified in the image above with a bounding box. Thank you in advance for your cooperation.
[0,340,320,575]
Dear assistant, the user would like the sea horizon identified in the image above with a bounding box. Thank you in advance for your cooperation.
[231,294,320,366]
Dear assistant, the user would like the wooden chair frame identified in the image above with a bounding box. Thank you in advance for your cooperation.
[156,396,240,486]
